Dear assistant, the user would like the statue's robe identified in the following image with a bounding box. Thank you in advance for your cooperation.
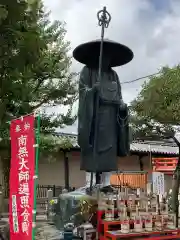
[78,66,129,172]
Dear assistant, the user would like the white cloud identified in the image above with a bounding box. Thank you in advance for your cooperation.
[43,0,180,133]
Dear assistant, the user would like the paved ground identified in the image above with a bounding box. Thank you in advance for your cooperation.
[35,222,62,240]
[0,215,62,240]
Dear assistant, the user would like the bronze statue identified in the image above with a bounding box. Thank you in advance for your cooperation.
[53,7,134,233]
[73,8,134,173]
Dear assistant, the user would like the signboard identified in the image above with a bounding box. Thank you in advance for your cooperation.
[152,172,164,195]
[9,115,35,240]
[152,157,178,172]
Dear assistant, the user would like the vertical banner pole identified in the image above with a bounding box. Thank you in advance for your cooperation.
[32,115,40,240]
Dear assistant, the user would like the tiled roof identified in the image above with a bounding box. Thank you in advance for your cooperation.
[54,133,178,155]
[130,142,178,155]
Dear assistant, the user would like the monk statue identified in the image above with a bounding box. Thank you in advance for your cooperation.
[73,39,134,172]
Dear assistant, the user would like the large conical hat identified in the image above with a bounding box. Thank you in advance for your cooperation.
[73,39,134,67]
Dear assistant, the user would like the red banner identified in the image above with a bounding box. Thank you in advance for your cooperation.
[9,115,35,240]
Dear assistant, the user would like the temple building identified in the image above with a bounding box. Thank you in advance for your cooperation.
[36,133,178,192]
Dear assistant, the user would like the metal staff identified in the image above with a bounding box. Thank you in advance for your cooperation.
[89,7,111,191]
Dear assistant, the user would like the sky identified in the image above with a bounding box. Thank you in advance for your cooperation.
[43,0,180,133]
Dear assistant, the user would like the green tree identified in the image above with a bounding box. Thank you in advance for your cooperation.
[130,65,180,220]
[130,65,180,138]
[131,66,180,125]
[0,0,77,188]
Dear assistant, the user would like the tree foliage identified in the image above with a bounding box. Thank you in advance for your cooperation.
[0,0,77,152]
[130,65,180,217]
[130,65,180,139]
[40,134,75,153]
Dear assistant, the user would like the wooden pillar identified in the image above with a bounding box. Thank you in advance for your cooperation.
[63,151,69,190]
[139,155,144,171]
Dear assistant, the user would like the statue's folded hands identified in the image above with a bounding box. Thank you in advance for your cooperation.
[92,82,100,92]
[119,100,127,110]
